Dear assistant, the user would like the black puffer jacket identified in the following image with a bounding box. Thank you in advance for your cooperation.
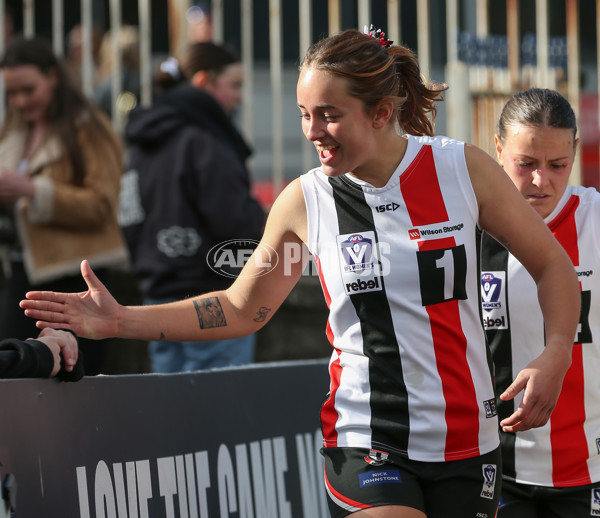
[120,84,265,299]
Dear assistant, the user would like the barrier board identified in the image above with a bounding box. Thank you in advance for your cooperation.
[0,360,330,518]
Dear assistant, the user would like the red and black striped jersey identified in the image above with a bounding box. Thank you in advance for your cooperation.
[301,135,499,462]
[482,185,600,487]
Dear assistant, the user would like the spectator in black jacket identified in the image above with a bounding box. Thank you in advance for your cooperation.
[119,42,265,373]
[0,328,83,380]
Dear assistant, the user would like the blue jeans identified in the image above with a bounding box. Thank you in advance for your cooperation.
[144,297,256,373]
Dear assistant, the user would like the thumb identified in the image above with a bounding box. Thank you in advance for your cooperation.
[501,373,527,401]
[80,259,105,291]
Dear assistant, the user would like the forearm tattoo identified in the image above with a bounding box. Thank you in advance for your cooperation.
[193,298,227,329]
[254,306,272,323]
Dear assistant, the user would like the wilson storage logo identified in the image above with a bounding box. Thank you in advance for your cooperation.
[207,239,278,279]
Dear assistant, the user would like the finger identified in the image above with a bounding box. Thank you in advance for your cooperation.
[23,290,68,303]
[23,307,69,324]
[81,259,106,291]
[500,370,528,401]
[21,298,67,314]
[62,347,78,371]
[36,321,72,331]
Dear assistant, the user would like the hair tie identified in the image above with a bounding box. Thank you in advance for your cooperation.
[159,56,181,80]
[364,24,393,48]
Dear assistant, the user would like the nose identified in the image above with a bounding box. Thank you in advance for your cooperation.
[9,92,28,109]
[303,117,325,141]
[531,168,550,189]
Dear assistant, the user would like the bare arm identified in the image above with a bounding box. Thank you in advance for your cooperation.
[466,144,580,432]
[21,179,309,343]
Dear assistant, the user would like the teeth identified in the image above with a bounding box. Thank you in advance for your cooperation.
[316,144,336,152]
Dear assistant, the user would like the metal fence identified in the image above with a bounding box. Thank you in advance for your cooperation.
[0,0,598,195]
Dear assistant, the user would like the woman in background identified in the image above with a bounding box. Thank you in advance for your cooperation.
[119,41,265,373]
[0,37,128,375]
[481,87,600,517]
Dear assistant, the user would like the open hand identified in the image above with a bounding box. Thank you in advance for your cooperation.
[20,260,121,340]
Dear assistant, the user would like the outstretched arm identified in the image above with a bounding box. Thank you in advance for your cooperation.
[21,179,309,344]
[466,144,580,433]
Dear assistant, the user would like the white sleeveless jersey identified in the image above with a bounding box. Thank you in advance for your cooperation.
[482,185,600,486]
[301,134,500,462]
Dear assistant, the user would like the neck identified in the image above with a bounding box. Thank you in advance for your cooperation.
[350,133,408,187]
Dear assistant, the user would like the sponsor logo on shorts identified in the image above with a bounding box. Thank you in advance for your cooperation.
[596,438,600,454]
[482,398,497,418]
[480,464,496,499]
[364,449,389,466]
[592,488,600,515]
[358,469,402,487]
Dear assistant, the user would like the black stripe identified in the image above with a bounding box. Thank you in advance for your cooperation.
[481,231,515,479]
[329,176,410,456]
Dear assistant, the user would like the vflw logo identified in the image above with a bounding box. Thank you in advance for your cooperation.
[480,464,497,499]
[339,234,375,273]
[337,231,383,296]
[481,271,508,330]
[481,272,502,311]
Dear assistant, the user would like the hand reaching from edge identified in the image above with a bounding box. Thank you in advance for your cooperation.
[33,328,79,376]
[20,260,121,340]
[498,344,571,433]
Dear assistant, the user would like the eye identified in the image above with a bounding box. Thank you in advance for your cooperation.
[517,160,532,167]
[323,114,339,122]
[299,112,310,120]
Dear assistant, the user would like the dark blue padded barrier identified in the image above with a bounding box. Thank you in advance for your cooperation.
[0,359,330,518]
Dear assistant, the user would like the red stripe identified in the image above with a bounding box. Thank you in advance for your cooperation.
[549,195,580,265]
[548,196,590,485]
[402,150,480,460]
[324,467,370,510]
[400,145,449,225]
[550,343,590,486]
[426,298,480,460]
[315,255,335,345]
[315,255,341,446]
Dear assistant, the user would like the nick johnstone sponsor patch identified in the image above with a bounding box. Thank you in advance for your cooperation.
[358,469,402,488]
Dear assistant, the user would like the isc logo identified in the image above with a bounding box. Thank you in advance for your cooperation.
[375,202,400,213]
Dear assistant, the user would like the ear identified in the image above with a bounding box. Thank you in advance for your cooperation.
[190,70,210,89]
[372,99,394,129]
[494,134,503,165]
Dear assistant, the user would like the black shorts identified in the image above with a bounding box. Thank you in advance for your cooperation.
[322,446,502,518]
[498,477,600,518]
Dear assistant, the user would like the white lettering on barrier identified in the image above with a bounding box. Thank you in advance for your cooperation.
[95,461,117,517]
[76,431,324,517]
[157,457,177,517]
[234,443,254,517]
[195,451,211,517]
[217,444,237,515]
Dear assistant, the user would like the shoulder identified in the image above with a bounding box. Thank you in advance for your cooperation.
[264,178,307,244]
